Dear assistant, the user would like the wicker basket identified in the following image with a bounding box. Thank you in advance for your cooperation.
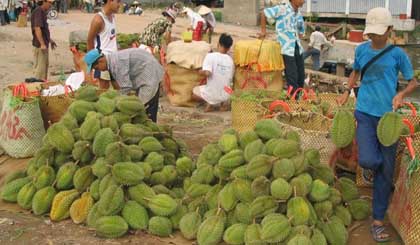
[389,132,420,245]
[316,93,356,111]
[231,90,284,133]
[275,111,334,163]
[39,82,74,129]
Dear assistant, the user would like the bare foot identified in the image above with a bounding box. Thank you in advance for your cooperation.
[204,104,216,112]
[220,102,230,112]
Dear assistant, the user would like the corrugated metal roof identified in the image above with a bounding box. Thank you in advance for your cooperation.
[300,0,409,16]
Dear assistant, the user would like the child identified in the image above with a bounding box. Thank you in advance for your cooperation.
[337,7,418,242]
[192,33,234,112]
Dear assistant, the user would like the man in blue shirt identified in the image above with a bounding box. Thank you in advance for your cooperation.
[337,7,418,243]
[259,0,305,92]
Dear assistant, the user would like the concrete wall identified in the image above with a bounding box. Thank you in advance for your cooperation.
[222,0,261,26]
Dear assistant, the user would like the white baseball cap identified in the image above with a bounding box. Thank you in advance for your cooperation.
[364,7,393,35]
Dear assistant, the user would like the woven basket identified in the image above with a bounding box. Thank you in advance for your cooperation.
[39,82,74,129]
[316,93,356,110]
[275,111,334,163]
[389,132,420,245]
[231,90,284,133]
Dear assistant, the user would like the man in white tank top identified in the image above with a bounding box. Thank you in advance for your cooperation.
[87,0,120,89]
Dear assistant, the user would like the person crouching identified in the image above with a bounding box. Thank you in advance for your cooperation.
[192,33,234,112]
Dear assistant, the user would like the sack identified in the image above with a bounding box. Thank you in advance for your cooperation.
[0,86,46,158]
[389,133,420,244]
[165,64,202,107]
[233,40,284,72]
[166,40,211,69]
[233,67,283,92]
[39,82,74,129]
[16,14,27,28]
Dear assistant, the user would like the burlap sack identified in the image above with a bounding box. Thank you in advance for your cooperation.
[233,67,283,91]
[16,14,27,28]
[165,64,202,107]
[0,87,45,158]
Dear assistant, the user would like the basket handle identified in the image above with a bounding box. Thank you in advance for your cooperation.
[403,102,417,117]
[64,85,75,96]
[286,86,294,97]
[13,83,29,98]
[291,87,308,101]
[241,62,268,89]
[160,48,166,66]
[264,100,291,118]
[403,119,416,160]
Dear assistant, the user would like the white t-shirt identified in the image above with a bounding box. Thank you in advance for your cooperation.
[200,52,234,105]
[309,31,333,51]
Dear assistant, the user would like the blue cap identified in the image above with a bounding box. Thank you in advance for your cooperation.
[84,49,102,73]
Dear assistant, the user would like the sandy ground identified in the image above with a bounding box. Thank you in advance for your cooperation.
[0,10,404,245]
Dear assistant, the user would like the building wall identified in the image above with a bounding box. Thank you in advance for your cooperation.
[222,0,261,26]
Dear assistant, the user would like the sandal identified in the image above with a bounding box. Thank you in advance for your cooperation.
[371,224,391,243]
[362,168,374,186]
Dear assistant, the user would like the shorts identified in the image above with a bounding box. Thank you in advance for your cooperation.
[94,70,112,80]
[192,85,229,105]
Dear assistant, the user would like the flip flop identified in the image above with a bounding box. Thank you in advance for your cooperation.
[371,224,391,243]
[362,168,374,186]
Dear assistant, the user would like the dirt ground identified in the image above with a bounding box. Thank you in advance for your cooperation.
[0,10,404,245]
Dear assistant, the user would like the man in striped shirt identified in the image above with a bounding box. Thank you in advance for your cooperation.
[84,48,164,122]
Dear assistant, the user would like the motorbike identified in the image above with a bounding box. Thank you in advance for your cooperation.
[47,5,58,19]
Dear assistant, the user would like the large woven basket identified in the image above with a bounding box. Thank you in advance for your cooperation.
[231,90,284,133]
[389,132,420,245]
[275,111,334,163]
[316,93,356,111]
[356,109,420,188]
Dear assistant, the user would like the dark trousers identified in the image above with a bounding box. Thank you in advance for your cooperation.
[0,10,6,25]
[283,43,305,93]
[355,110,398,221]
[144,89,160,123]
[303,48,321,71]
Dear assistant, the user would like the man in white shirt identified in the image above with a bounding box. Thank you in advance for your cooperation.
[193,33,234,112]
[303,26,334,70]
